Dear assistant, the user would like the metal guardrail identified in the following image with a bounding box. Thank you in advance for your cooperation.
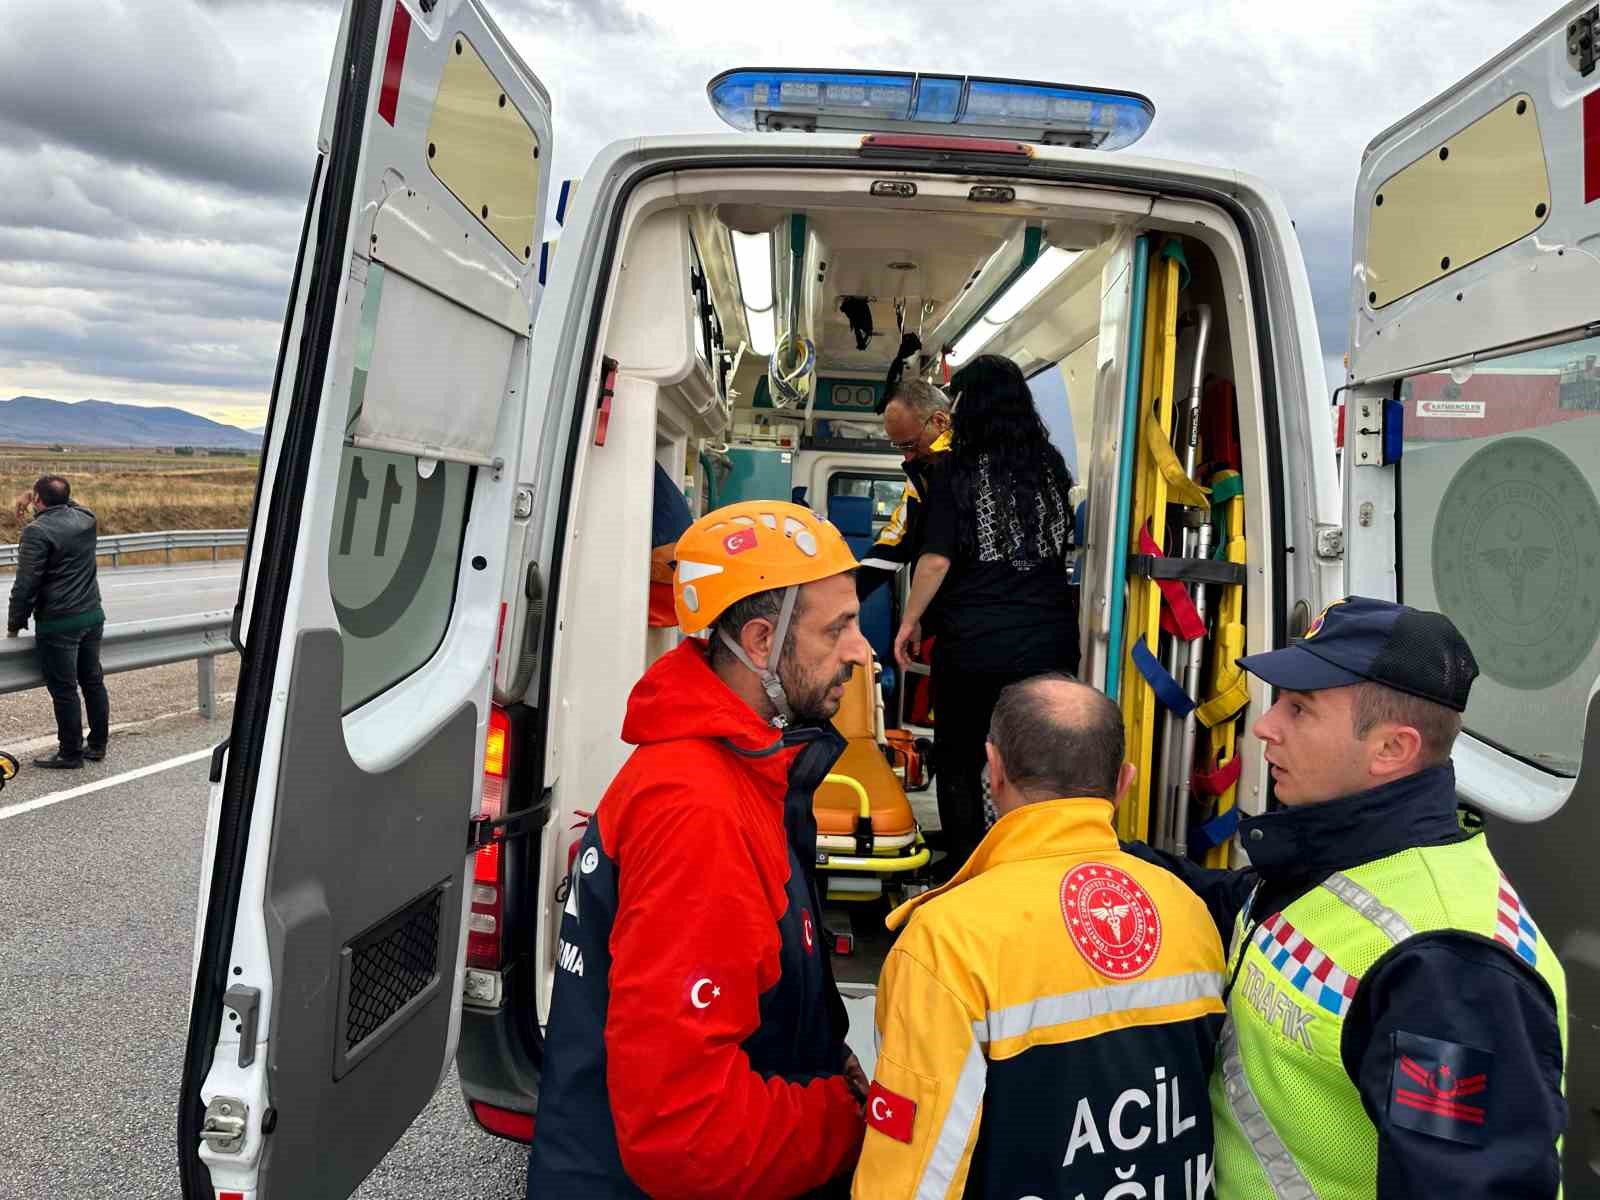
[0,528,247,569]
[0,611,235,715]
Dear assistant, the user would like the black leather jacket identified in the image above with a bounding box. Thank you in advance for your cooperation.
[8,503,102,632]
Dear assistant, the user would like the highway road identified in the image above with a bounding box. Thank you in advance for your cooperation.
[0,702,531,1198]
[2,561,242,627]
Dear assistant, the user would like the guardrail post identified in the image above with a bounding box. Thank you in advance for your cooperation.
[198,655,216,720]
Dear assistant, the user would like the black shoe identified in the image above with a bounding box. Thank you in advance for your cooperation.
[33,753,83,770]
[84,746,106,762]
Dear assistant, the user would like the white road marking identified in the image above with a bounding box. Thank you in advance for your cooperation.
[0,747,214,822]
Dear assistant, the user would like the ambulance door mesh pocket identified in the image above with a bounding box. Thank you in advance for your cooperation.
[334,882,449,1078]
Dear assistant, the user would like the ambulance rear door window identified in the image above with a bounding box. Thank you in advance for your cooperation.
[1397,331,1600,775]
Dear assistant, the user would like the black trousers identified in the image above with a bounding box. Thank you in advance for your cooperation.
[35,622,109,759]
[927,663,1033,879]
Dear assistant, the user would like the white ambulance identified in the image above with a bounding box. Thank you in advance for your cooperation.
[179,0,1600,1194]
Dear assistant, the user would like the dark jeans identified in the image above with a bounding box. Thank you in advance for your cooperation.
[35,622,109,759]
[930,642,1076,880]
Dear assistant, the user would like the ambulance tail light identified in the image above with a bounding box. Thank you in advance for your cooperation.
[470,1100,535,1143]
[468,705,511,971]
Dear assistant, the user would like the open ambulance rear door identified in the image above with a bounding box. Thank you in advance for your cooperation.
[177,1,552,1195]
[1345,2,1600,1187]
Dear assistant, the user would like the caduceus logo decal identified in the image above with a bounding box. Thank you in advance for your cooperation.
[1477,512,1552,615]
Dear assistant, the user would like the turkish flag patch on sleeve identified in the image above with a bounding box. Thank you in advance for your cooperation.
[865,1081,917,1144]
[1388,1030,1491,1146]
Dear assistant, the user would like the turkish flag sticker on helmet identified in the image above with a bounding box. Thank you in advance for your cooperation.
[865,1081,916,1144]
[723,527,759,555]
[1389,1031,1491,1146]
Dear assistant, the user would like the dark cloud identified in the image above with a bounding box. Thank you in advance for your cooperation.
[0,0,1552,417]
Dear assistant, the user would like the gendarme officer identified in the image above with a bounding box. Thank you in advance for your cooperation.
[1135,596,1567,1198]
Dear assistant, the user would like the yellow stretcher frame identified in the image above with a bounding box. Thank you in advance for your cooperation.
[816,772,931,903]
[1117,248,1183,842]
[1200,471,1248,867]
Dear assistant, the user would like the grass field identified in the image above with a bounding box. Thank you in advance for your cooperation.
[0,445,258,565]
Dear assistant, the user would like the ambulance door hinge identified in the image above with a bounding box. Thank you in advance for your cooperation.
[1314,526,1344,561]
[200,1096,248,1154]
[1569,7,1597,77]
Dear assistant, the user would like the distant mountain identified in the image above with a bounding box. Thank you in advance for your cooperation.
[245,425,267,436]
[1,396,262,449]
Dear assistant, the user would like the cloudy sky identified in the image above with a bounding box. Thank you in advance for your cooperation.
[0,0,1543,431]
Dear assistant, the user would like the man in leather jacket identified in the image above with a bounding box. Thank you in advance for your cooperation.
[7,475,109,768]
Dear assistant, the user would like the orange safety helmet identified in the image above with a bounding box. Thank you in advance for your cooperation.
[673,501,858,635]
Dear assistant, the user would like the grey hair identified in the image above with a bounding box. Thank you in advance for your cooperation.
[988,673,1124,802]
[888,379,952,421]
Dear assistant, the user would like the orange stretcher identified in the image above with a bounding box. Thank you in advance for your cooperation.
[812,661,930,902]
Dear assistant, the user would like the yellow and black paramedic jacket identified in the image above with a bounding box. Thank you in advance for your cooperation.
[854,434,950,602]
[852,798,1227,1200]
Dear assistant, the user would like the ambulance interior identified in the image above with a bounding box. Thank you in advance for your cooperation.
[552,167,1273,979]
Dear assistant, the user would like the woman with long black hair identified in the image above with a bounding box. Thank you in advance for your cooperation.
[892,354,1079,877]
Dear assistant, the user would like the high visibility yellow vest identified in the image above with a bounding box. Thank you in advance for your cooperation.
[1211,834,1567,1199]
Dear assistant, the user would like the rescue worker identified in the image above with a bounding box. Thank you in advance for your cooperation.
[528,500,871,1199]
[1133,596,1568,1197]
[854,379,951,602]
[854,674,1227,1199]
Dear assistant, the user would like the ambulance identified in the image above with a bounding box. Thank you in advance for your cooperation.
[178,0,1600,1195]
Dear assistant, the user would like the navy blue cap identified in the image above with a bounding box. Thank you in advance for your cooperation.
[1238,596,1480,712]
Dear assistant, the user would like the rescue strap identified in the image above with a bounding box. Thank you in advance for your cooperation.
[1131,635,1196,718]
[1136,526,1205,641]
[1197,665,1250,729]
[1210,472,1245,506]
[1192,805,1241,851]
[1192,751,1244,798]
[1144,410,1211,509]
[1129,552,1249,589]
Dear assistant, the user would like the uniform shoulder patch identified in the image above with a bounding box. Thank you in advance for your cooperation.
[1060,862,1162,980]
[1389,1030,1491,1146]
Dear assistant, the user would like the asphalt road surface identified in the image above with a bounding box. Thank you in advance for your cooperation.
[1,561,242,627]
[0,700,531,1199]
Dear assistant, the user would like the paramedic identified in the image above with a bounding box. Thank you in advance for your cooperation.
[1131,597,1567,1198]
[528,500,871,1199]
[893,355,1078,877]
[853,674,1225,1199]
[854,378,951,601]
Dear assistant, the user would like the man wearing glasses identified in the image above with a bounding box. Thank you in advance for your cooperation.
[856,380,952,602]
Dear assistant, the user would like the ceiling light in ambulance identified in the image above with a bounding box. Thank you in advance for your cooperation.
[948,246,1080,364]
[707,69,1154,151]
[732,229,777,356]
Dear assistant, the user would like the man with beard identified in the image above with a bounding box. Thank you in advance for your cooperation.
[529,501,872,1198]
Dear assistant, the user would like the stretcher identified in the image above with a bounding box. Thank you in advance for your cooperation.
[1116,240,1186,842]
[813,660,930,902]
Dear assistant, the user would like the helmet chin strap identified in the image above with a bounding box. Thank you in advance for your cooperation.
[717,585,799,727]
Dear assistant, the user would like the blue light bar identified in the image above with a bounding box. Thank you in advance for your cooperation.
[707,69,1154,151]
